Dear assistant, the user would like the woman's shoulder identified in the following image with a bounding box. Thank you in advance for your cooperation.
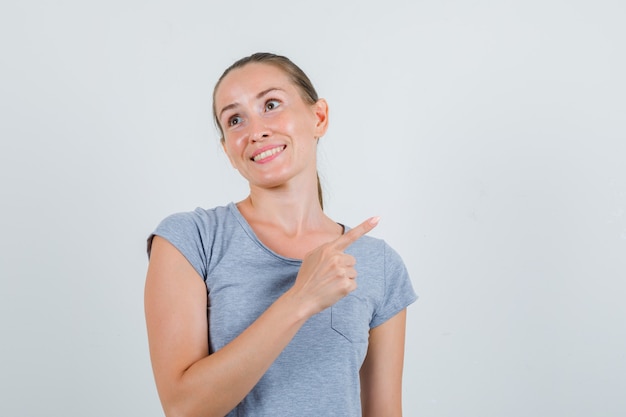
[148,203,237,251]
[156,203,235,228]
[341,227,407,271]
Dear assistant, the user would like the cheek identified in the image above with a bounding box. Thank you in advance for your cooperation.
[281,117,297,133]
[280,112,314,137]
[224,133,246,152]
[222,138,244,166]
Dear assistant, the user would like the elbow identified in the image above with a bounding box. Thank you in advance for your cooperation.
[161,395,225,417]
[162,404,200,417]
[159,392,197,417]
[155,372,230,417]
[161,400,188,417]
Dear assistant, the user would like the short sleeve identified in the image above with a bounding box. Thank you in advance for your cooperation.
[370,242,418,328]
[147,211,208,280]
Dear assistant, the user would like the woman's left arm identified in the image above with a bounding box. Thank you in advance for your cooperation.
[360,309,408,417]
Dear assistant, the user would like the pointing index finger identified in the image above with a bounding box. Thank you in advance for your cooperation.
[334,216,380,251]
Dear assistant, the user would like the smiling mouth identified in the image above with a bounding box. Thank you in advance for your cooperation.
[252,145,286,162]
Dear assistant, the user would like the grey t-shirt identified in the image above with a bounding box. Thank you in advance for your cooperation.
[148,203,417,416]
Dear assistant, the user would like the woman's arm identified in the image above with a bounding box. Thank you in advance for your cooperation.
[145,236,307,417]
[359,309,408,417]
[145,219,378,417]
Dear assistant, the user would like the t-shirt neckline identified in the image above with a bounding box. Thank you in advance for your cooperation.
[226,202,347,266]
[226,202,304,265]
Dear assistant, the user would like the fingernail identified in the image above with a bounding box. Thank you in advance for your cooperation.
[369,216,381,225]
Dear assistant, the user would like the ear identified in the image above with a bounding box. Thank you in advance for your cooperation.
[221,140,237,169]
[312,98,329,138]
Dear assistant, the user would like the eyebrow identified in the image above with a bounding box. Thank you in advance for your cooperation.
[218,87,285,119]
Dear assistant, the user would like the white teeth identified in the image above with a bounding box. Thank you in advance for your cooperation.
[253,146,284,162]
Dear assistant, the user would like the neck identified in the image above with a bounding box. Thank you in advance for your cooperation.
[238,178,330,237]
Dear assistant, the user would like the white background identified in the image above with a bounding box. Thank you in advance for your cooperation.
[1,1,625,416]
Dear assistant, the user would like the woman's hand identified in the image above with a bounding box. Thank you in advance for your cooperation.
[289,216,380,317]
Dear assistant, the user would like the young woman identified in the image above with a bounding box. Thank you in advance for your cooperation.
[145,52,417,417]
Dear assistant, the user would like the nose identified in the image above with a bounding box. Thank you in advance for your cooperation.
[248,115,270,143]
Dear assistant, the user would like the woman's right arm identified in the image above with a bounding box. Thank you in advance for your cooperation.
[144,219,377,417]
[145,236,310,417]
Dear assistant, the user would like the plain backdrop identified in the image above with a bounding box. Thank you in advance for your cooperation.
[1,1,625,416]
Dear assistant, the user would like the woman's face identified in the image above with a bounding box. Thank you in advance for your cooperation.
[214,63,328,190]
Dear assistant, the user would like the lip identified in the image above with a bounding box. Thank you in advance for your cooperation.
[250,144,286,163]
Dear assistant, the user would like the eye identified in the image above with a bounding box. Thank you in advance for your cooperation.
[265,99,280,111]
[228,115,243,127]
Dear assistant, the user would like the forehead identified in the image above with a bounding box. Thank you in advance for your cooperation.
[215,63,295,106]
